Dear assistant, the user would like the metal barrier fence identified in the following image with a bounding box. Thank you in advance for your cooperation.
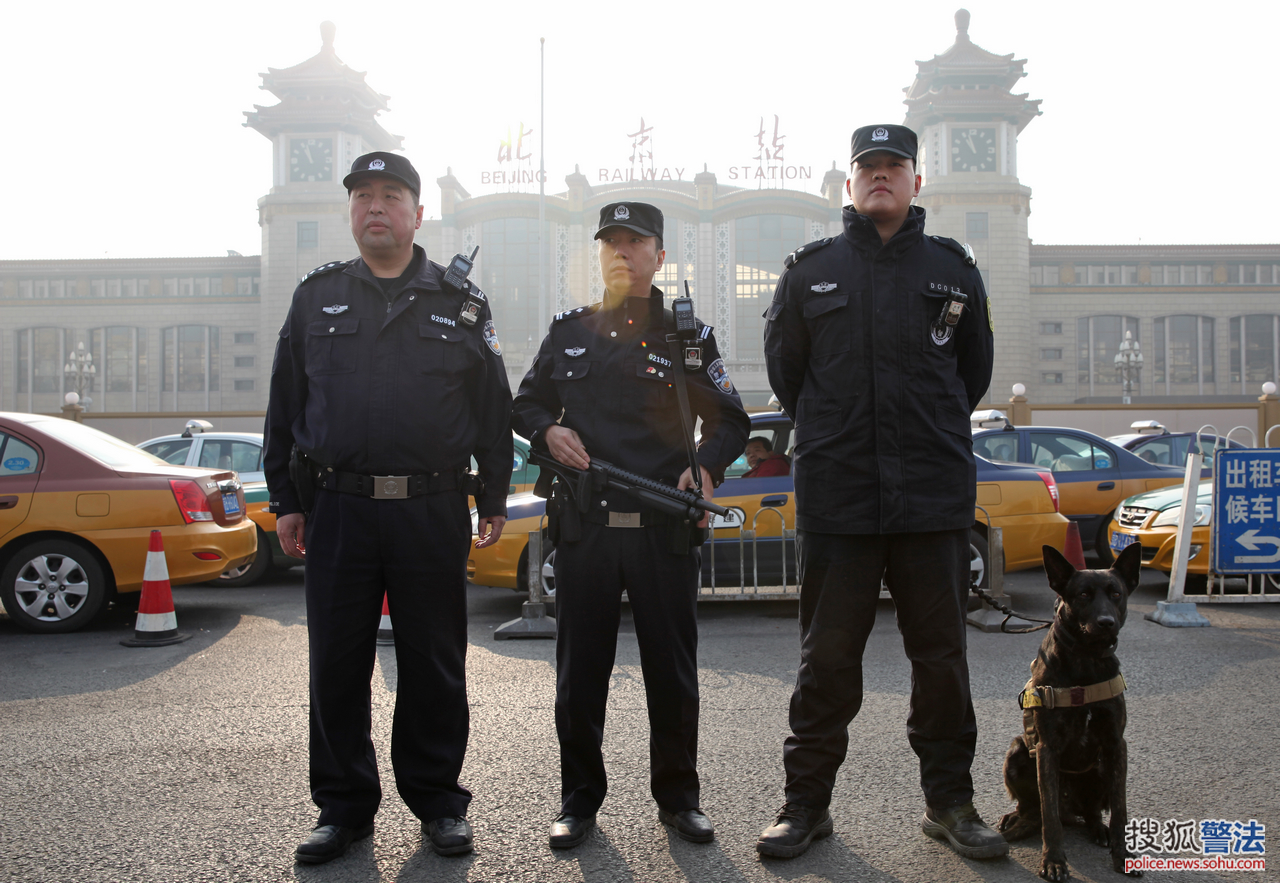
[1152,423,1280,626]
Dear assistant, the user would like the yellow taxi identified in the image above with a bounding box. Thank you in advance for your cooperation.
[1105,479,1252,593]
[973,415,1186,565]
[468,411,1069,597]
[0,412,256,633]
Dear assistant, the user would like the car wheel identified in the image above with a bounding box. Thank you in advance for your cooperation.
[1094,518,1116,566]
[1266,573,1280,593]
[0,539,109,633]
[214,527,272,588]
[970,530,989,590]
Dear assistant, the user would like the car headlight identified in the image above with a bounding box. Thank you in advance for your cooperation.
[1151,503,1212,528]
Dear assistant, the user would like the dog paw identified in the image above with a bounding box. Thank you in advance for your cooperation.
[1114,850,1142,876]
[1039,855,1071,882]
[998,811,1038,841]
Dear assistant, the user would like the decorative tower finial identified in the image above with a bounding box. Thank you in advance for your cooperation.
[955,8,970,41]
[320,21,336,52]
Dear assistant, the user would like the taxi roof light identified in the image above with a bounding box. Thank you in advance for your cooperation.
[169,479,214,523]
[1129,419,1166,435]
[181,419,213,438]
[971,409,1012,429]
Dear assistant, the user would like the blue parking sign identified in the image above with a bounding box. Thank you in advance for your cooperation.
[1213,449,1280,574]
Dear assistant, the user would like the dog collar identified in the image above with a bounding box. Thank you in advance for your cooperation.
[1018,673,1127,710]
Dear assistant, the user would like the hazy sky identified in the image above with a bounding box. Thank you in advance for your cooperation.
[2,0,1274,260]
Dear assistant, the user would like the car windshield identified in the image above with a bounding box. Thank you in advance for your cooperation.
[21,417,167,471]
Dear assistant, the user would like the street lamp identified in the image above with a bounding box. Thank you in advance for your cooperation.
[1113,330,1143,405]
[64,341,96,409]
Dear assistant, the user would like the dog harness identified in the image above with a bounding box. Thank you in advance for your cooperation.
[1018,665,1127,769]
[1018,672,1127,711]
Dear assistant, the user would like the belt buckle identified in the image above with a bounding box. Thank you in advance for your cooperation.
[607,511,643,528]
[372,475,410,499]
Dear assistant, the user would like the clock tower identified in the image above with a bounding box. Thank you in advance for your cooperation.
[244,21,402,403]
[904,9,1041,403]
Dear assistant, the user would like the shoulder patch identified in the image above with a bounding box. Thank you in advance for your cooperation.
[301,260,351,283]
[783,237,834,269]
[929,235,978,268]
[553,303,600,323]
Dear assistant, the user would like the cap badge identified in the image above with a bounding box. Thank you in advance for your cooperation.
[613,205,630,220]
[811,283,837,293]
[871,127,889,142]
[322,304,349,315]
[368,159,386,170]
[564,347,586,357]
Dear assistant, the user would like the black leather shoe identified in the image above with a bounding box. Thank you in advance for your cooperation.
[756,804,834,859]
[922,802,1009,859]
[294,822,374,864]
[549,813,595,849]
[658,807,715,843]
[423,816,474,856]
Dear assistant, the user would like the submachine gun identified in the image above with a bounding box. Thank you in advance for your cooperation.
[529,450,729,543]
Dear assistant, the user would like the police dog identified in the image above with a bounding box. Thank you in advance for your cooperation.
[998,543,1143,881]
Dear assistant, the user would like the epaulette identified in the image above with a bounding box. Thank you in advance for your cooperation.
[783,237,834,269]
[300,259,351,283]
[553,303,601,322]
[929,235,978,268]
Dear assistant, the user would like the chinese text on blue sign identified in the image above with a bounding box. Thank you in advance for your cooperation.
[1213,449,1280,574]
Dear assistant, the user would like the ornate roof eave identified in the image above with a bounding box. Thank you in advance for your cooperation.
[255,23,389,111]
[904,89,1043,132]
[243,105,402,150]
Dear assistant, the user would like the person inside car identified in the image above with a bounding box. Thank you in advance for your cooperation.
[741,437,790,478]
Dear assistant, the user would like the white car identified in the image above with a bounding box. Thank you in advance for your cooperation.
[138,420,264,484]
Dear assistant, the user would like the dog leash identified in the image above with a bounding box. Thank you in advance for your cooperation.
[969,584,1054,634]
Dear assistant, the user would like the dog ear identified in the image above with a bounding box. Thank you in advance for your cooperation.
[1112,541,1142,594]
[1042,544,1076,595]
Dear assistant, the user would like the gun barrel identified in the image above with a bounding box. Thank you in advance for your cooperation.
[528,450,730,518]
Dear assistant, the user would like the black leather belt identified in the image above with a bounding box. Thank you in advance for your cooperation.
[318,467,461,499]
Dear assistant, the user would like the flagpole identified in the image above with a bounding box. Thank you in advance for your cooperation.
[538,37,547,338]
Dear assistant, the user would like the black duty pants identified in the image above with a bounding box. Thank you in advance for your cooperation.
[784,528,976,811]
[304,487,473,827]
[553,520,701,817]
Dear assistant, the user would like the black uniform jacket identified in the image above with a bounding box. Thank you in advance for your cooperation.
[512,289,749,506]
[764,206,994,535]
[265,245,514,519]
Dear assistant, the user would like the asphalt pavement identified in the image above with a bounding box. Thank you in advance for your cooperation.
[0,561,1274,883]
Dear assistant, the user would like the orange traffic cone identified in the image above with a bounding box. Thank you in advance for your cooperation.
[121,530,191,647]
[1063,521,1087,570]
[376,592,394,646]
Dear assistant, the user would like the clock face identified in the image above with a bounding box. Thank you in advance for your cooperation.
[951,127,997,172]
[289,137,334,182]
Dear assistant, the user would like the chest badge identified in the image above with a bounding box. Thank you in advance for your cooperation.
[322,304,349,315]
[564,347,586,357]
[810,282,837,293]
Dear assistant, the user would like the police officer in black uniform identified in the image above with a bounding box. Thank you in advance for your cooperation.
[755,126,1003,860]
[265,152,513,865]
[512,202,749,849]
